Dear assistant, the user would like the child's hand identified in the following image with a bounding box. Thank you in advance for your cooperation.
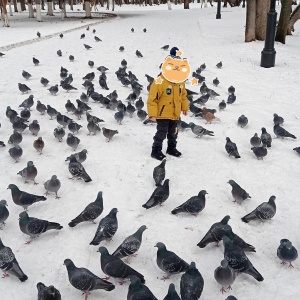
[182,111,188,116]
[150,117,157,122]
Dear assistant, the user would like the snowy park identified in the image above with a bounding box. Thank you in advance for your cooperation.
[0,1,300,300]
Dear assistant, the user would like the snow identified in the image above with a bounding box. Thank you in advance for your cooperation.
[0,3,300,300]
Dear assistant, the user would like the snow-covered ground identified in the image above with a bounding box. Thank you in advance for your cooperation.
[0,3,300,300]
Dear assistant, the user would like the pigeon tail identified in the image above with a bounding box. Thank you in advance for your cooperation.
[197,234,212,248]
[245,265,264,282]
[47,222,63,230]
[126,269,145,284]
[95,278,115,291]
[10,260,28,282]
[171,207,184,215]
[82,172,92,183]
[241,212,256,223]
[142,198,156,209]
[68,219,80,227]
[90,234,104,246]
[244,243,256,252]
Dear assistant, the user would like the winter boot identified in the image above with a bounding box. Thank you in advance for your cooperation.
[151,144,166,161]
[166,141,182,157]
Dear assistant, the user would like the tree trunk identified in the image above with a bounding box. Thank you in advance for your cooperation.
[42,0,45,10]
[70,0,73,10]
[47,0,54,15]
[20,0,26,11]
[112,0,115,10]
[255,0,271,40]
[275,0,293,43]
[184,0,189,8]
[287,3,300,34]
[36,0,42,21]
[85,0,92,16]
[8,0,13,15]
[28,1,35,17]
[245,0,256,42]
[13,0,18,12]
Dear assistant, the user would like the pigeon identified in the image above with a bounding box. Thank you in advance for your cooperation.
[22,70,32,80]
[273,113,284,125]
[120,76,131,87]
[33,137,44,154]
[18,83,31,94]
[84,44,92,50]
[237,115,248,128]
[60,71,68,80]
[193,94,210,106]
[44,175,61,199]
[0,238,28,282]
[261,127,272,147]
[93,29,96,33]
[37,282,61,300]
[197,215,231,248]
[97,66,109,73]
[90,208,118,245]
[17,161,38,184]
[69,55,74,62]
[177,119,190,131]
[65,100,76,114]
[112,225,147,260]
[251,145,268,159]
[114,111,124,125]
[225,137,241,158]
[205,88,220,99]
[136,50,143,58]
[33,57,40,66]
[241,196,276,223]
[155,242,189,279]
[37,31,41,38]
[68,155,92,182]
[59,33,63,38]
[29,120,40,135]
[126,103,136,117]
[213,77,220,86]
[163,283,181,300]
[227,94,236,104]
[102,127,118,142]
[227,180,251,204]
[225,230,256,253]
[142,179,170,209]
[8,145,23,162]
[228,86,235,95]
[53,127,65,142]
[98,247,145,283]
[87,120,101,135]
[171,190,208,215]
[86,25,89,30]
[293,147,300,155]
[57,50,62,57]
[0,200,9,228]
[274,124,296,139]
[180,262,204,300]
[131,28,134,32]
[277,239,298,268]
[40,77,49,87]
[223,236,264,282]
[189,122,214,138]
[13,119,28,133]
[128,275,157,300]
[94,36,102,42]
[19,211,62,243]
[202,107,220,123]
[64,74,73,84]
[199,82,207,94]
[56,113,72,128]
[107,90,118,101]
[83,72,95,82]
[200,63,206,71]
[88,60,94,68]
[153,159,166,186]
[219,100,226,111]
[216,61,222,68]
[214,259,235,294]
[36,100,47,114]
[48,84,59,95]
[76,99,91,112]
[65,149,88,163]
[6,106,18,119]
[20,109,30,121]
[60,82,77,92]
[250,133,261,147]
[0,52,5,57]
[69,191,103,227]
[86,112,104,124]
[64,258,115,300]
[143,28,147,32]
[66,133,80,151]
[121,59,127,67]
[99,77,109,90]
[119,46,124,51]
[68,120,82,133]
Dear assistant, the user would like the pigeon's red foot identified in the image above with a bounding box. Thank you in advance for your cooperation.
[289,263,294,269]
[281,261,287,266]
[227,285,233,291]
[25,239,33,245]
[2,273,9,278]
[104,276,110,281]
[118,280,127,285]
[161,275,170,281]
[83,291,91,300]
[220,286,226,294]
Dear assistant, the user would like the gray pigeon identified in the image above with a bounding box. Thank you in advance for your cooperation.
[19,95,34,110]
[250,133,261,147]
[68,120,82,133]
[80,92,89,103]
[88,60,94,67]
[142,179,170,209]
[189,122,214,138]
[237,115,248,128]
[153,159,166,186]
[261,127,272,147]
[197,215,231,248]
[137,109,148,121]
[41,77,49,87]
[274,124,296,139]
[65,149,88,163]
[161,45,169,50]
[0,200,9,228]
[163,283,181,300]
[48,85,59,96]
[33,57,39,65]
[44,175,61,199]
[83,72,95,82]
[66,133,80,151]
[227,180,250,204]
[0,238,28,282]
[213,77,220,87]
[76,99,91,112]
[20,109,30,121]
[69,55,74,62]
[18,83,31,94]
[127,103,136,117]
[241,196,276,223]
[293,147,300,155]
[57,49,62,57]
[90,208,118,245]
[127,275,157,300]
[228,86,235,95]
[65,100,76,114]
[216,61,222,68]
[86,112,104,124]
[53,127,65,142]
[87,120,101,135]
[180,262,204,300]
[227,94,236,104]
[64,258,115,300]
[8,131,22,146]
[56,112,72,128]
[12,119,28,133]
[33,137,44,154]
[47,105,58,120]
[8,145,23,162]
[102,127,118,142]
[136,50,143,58]
[119,46,124,51]
[193,94,210,106]
[7,184,46,210]
[98,247,145,283]
[69,191,103,227]
[68,155,92,182]
[205,88,219,99]
[277,239,298,268]
[112,225,147,259]
[171,190,207,215]
[225,137,240,158]
[214,259,235,293]
[273,113,284,125]
[29,120,40,135]
[60,82,77,92]
[223,236,264,282]
[84,44,92,50]
[17,161,38,184]
[177,119,190,131]
[251,145,268,159]
[37,282,61,300]
[155,242,189,279]
[219,100,226,111]
[19,211,63,243]
[114,111,125,125]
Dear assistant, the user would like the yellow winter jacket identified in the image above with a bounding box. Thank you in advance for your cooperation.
[147,75,189,120]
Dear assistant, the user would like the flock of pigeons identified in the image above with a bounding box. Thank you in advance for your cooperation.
[0,23,299,300]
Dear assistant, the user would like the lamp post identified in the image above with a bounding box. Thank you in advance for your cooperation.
[216,0,221,19]
[260,0,277,68]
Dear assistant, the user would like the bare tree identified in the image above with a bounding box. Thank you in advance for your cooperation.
[184,0,189,9]
[245,0,256,42]
[275,0,293,43]
[287,3,300,34]
[255,0,271,40]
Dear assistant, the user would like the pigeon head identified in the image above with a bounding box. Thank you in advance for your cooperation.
[0,199,7,206]
[38,137,43,141]
[261,127,267,133]
[97,246,109,255]
[47,285,59,297]
[27,161,34,167]
[163,179,170,187]
[160,158,167,167]
[222,235,234,248]
[226,137,231,142]
[68,133,73,138]
[168,283,176,292]
[95,192,103,204]
[51,175,58,180]
[19,211,29,220]
[33,120,38,124]
[189,122,195,129]
[199,190,208,196]
[109,208,118,216]
[69,155,78,163]
[274,113,278,117]
[285,241,293,250]
[63,259,75,269]
[280,239,289,245]
[154,242,166,250]
[129,275,142,285]
[269,196,276,204]
[220,259,229,268]
[221,215,231,224]
[37,282,46,292]
[7,184,19,191]
[138,225,147,232]
[227,180,236,186]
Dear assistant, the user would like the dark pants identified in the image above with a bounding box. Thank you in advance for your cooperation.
[153,119,178,146]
